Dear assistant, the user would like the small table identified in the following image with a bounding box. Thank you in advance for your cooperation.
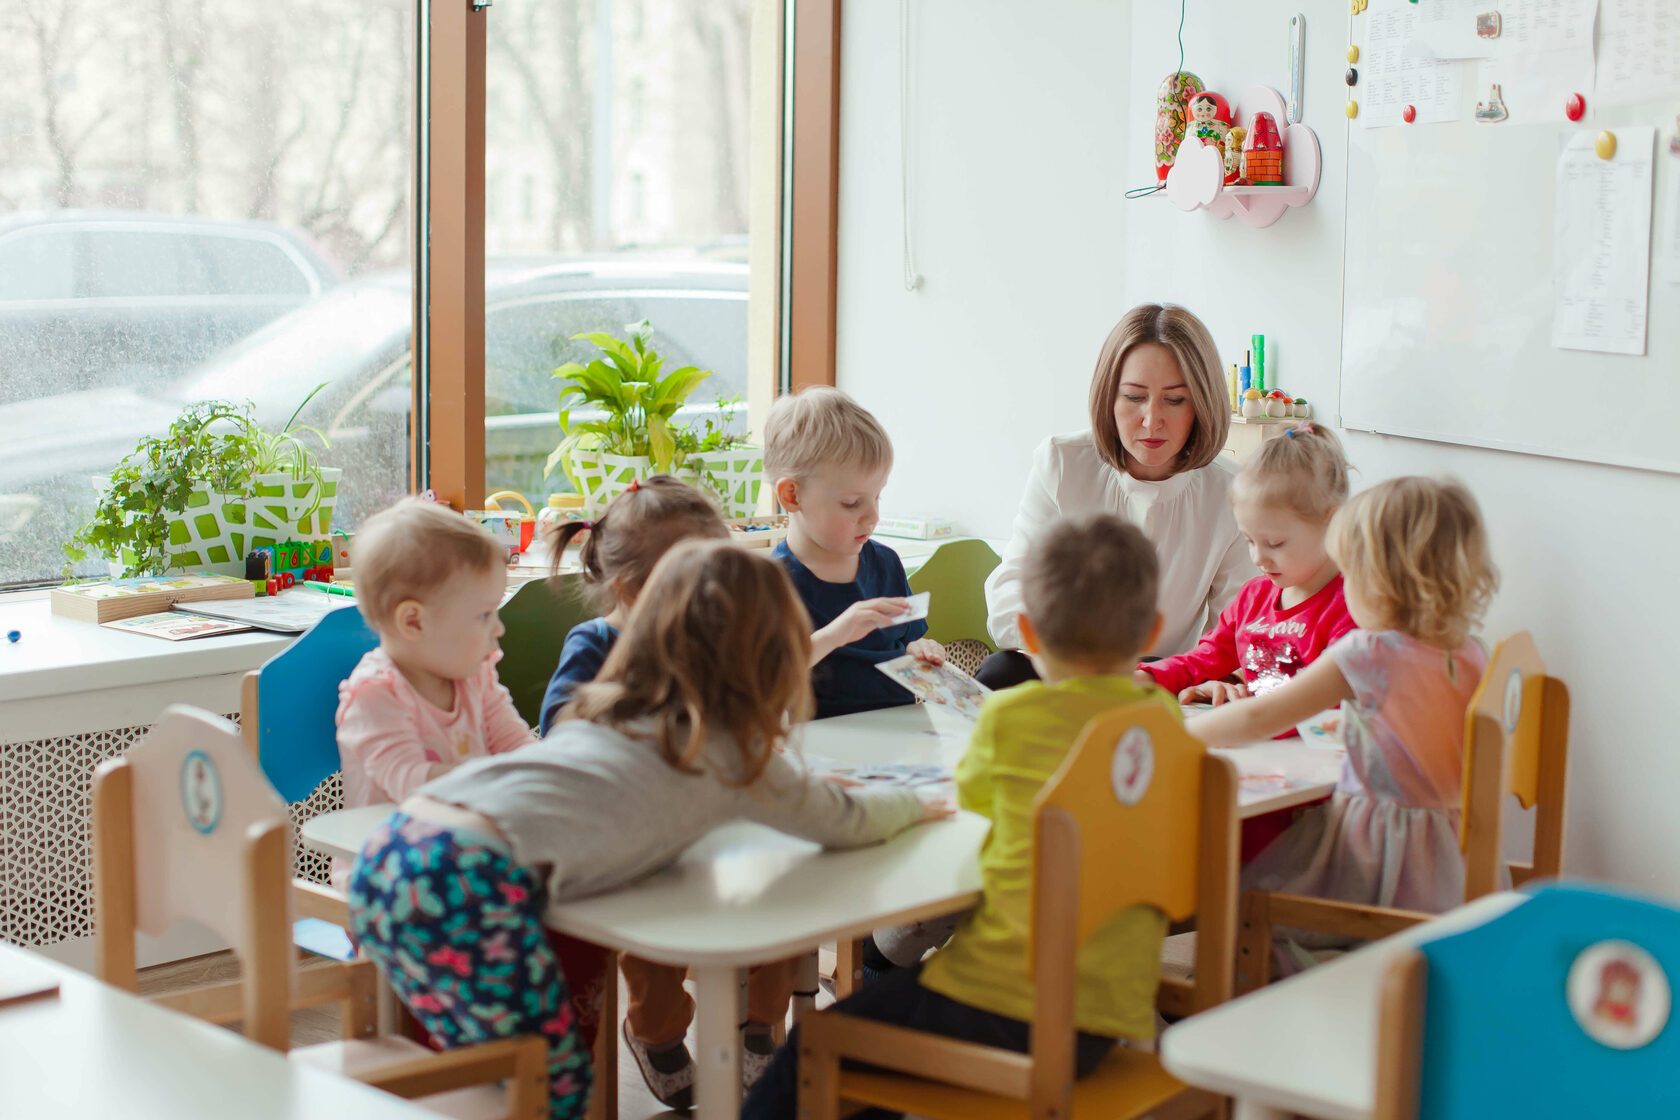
[1159,891,1526,1120]
[0,940,439,1119]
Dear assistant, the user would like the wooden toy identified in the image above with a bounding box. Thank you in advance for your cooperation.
[1291,397,1312,419]
[1262,390,1292,418]
[1188,91,1233,152]
[1241,388,1263,418]
[1224,126,1247,184]
[1154,71,1206,182]
[1243,111,1284,185]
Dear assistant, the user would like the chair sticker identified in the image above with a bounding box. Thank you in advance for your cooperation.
[1502,668,1523,734]
[180,750,223,835]
[1567,940,1670,1050]
[1110,728,1155,806]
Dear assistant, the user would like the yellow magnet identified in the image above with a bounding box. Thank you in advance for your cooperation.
[1347,44,1360,63]
[1346,100,1360,119]
[1351,0,1368,13]
[1596,131,1617,159]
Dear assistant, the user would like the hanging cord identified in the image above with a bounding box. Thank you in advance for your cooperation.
[900,0,923,290]
[1124,0,1190,199]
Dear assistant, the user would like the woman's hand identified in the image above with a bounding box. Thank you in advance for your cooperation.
[1179,680,1249,707]
[907,638,946,665]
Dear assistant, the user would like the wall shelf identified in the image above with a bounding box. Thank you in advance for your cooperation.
[1163,84,1320,228]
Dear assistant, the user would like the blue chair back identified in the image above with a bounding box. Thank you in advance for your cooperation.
[1414,882,1680,1116]
[252,605,379,802]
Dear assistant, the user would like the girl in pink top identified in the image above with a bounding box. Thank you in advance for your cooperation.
[1189,477,1500,947]
[335,498,533,838]
[1139,425,1355,703]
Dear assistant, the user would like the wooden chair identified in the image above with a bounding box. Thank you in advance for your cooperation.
[93,704,548,1119]
[1374,882,1680,1118]
[497,576,594,728]
[799,701,1238,1120]
[907,538,1002,675]
[1236,630,1570,993]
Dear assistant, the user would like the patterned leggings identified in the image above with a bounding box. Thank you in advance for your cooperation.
[349,811,592,1120]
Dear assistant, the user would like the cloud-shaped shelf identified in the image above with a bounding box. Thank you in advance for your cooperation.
[1162,84,1320,229]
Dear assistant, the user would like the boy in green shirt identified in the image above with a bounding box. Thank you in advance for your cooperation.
[743,512,1178,1118]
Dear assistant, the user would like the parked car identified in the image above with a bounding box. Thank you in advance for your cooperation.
[0,258,748,587]
[0,210,343,403]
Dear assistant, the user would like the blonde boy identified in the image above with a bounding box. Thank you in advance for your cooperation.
[743,512,1177,1117]
[763,387,945,719]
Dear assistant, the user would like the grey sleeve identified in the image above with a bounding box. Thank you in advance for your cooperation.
[742,751,923,849]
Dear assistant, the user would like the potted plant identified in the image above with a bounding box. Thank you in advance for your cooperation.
[65,387,339,578]
[674,397,765,518]
[545,319,715,514]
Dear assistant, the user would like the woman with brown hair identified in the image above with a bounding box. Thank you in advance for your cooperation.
[976,303,1256,688]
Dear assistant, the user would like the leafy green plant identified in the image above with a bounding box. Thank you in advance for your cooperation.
[673,396,748,459]
[545,319,713,482]
[63,386,333,579]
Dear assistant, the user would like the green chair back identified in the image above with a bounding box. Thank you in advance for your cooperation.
[498,575,595,727]
[907,538,1001,652]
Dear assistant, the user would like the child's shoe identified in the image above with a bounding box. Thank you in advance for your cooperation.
[741,1022,777,1092]
[623,1019,694,1110]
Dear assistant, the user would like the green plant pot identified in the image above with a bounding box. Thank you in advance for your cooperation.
[241,468,343,553]
[567,448,654,515]
[682,445,765,518]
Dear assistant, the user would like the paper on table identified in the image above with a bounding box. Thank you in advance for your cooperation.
[1362,0,1462,128]
[1471,0,1597,125]
[173,589,351,633]
[102,611,254,640]
[1553,126,1655,356]
[1596,0,1680,107]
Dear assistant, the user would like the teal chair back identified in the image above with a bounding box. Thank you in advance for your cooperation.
[249,605,379,803]
[906,538,1001,651]
[498,575,596,728]
[1385,883,1680,1118]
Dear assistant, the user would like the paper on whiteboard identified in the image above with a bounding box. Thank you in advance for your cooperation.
[1362,0,1462,128]
[1471,0,1598,125]
[1664,157,1680,286]
[1413,0,1496,59]
[1553,127,1655,356]
[1596,0,1680,107]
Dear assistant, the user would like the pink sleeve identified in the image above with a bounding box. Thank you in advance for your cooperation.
[1141,586,1247,695]
[337,681,441,803]
[479,664,537,755]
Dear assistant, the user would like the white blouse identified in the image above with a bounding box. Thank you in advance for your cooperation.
[985,432,1256,657]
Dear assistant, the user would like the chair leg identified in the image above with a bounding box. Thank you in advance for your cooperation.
[792,950,820,1026]
[586,950,618,1120]
[834,938,865,1000]
[1235,892,1272,996]
[797,1018,842,1120]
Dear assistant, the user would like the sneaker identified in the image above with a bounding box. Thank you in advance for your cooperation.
[740,1023,776,1092]
[623,1019,694,1111]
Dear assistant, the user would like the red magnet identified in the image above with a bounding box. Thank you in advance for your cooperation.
[1403,105,1417,123]
[1566,93,1586,121]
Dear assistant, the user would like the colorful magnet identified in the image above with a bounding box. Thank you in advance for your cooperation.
[1403,105,1417,123]
[1475,11,1501,38]
[1346,67,1359,86]
[1346,44,1360,63]
[1596,131,1617,160]
[1345,100,1359,119]
[1475,83,1508,123]
[1351,0,1367,13]
[1566,93,1586,122]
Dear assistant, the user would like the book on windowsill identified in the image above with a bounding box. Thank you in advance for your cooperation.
[50,573,254,624]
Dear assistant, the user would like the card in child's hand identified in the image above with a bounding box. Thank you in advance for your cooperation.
[876,654,990,720]
[886,591,931,625]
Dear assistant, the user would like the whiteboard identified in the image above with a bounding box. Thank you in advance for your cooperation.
[1340,60,1679,472]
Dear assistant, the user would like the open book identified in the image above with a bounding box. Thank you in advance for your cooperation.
[874,654,990,721]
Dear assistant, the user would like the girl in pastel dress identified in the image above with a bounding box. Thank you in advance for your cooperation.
[1188,476,1500,933]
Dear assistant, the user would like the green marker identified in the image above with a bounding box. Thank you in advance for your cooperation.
[1251,334,1266,395]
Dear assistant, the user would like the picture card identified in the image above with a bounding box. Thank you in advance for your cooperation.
[102,612,254,641]
[888,591,930,626]
[875,654,990,721]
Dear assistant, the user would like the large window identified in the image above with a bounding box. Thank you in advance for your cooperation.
[481,0,758,502]
[0,1,414,587]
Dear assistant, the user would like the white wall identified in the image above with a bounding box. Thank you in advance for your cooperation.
[838,0,1680,894]
[836,0,1132,534]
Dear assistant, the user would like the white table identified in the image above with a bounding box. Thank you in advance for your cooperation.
[1160,891,1526,1120]
[0,939,438,1119]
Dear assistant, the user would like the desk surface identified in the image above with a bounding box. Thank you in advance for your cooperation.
[0,941,436,1119]
[1159,891,1526,1120]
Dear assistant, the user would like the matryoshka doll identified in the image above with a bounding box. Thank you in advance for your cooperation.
[1223,125,1247,185]
[1154,71,1206,182]
[1188,91,1232,151]
[1243,111,1285,185]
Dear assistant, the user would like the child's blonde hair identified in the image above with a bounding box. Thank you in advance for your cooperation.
[1233,424,1351,521]
[353,497,504,632]
[547,475,729,610]
[1328,477,1498,649]
[1022,512,1160,660]
[563,540,814,785]
[763,386,893,483]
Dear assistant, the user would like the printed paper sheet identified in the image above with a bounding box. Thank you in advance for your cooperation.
[1553,127,1655,356]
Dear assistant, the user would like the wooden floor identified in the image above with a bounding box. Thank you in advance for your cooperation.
[136,951,832,1119]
